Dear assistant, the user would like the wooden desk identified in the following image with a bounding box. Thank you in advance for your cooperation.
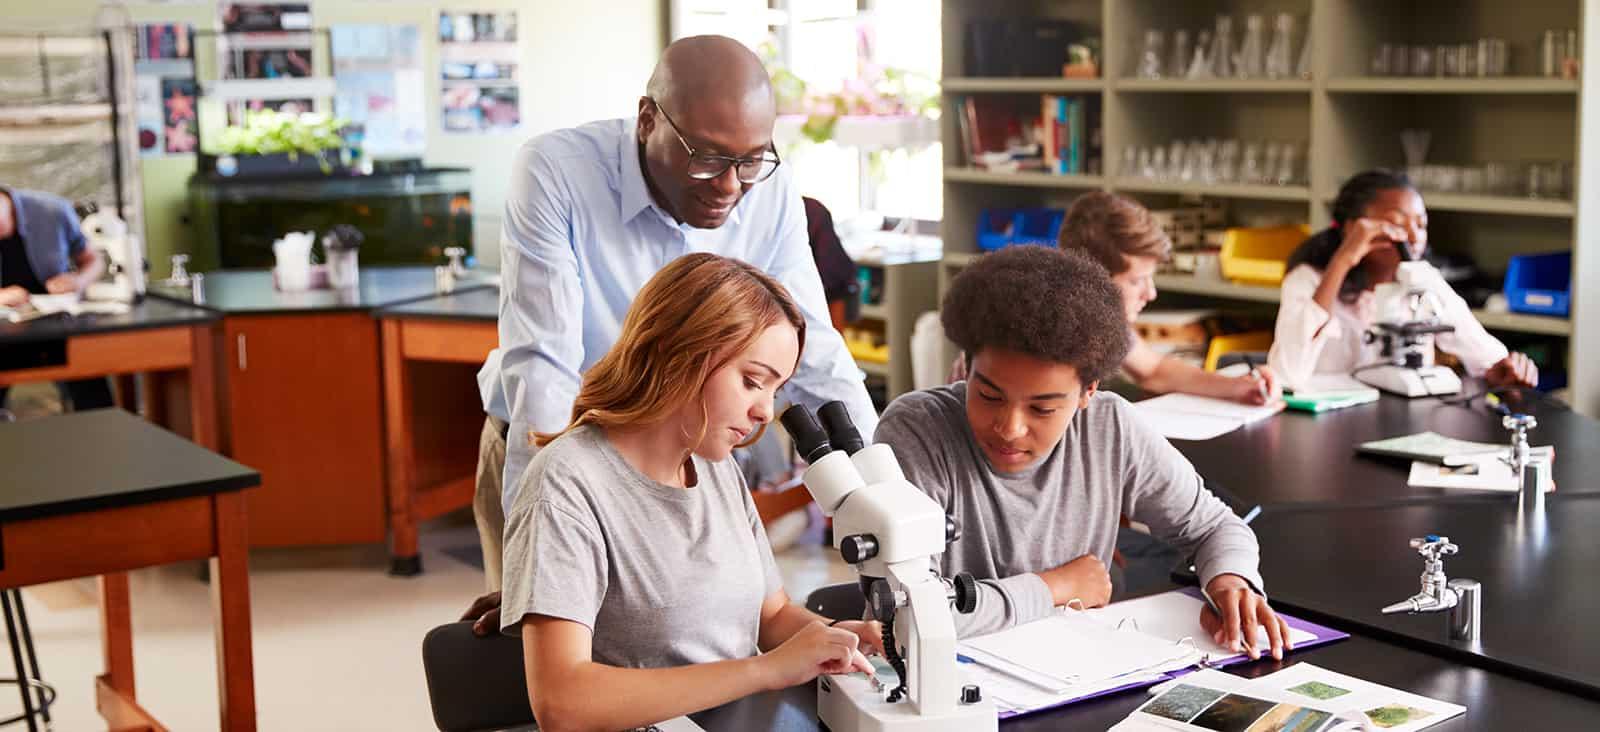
[0,409,259,731]
[375,288,499,574]
[1249,495,1600,698]
[153,269,494,549]
[0,298,221,450]
[1173,388,1600,510]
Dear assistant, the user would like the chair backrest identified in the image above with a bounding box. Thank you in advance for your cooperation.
[1204,330,1275,371]
[421,621,535,732]
[804,581,867,621]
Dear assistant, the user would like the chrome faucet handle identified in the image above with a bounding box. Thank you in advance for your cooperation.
[1409,535,1457,562]
[1502,413,1538,434]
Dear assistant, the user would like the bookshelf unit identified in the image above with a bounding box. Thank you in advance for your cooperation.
[939,0,1599,415]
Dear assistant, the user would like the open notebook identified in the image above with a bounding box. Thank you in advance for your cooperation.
[955,589,1347,719]
[1132,394,1287,441]
[1112,663,1464,731]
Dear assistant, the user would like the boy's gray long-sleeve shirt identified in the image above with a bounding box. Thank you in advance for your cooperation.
[873,383,1263,638]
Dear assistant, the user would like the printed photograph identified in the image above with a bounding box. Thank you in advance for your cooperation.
[1141,684,1228,723]
[1366,704,1434,728]
[1190,693,1281,732]
[1245,703,1335,732]
[1287,680,1352,701]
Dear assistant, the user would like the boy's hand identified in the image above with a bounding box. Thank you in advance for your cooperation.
[1200,574,1292,660]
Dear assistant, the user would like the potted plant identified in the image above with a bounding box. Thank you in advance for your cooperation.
[204,110,351,178]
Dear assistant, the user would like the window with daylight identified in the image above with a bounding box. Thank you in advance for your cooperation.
[670,0,943,225]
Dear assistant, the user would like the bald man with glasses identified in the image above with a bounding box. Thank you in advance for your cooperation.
[464,35,876,617]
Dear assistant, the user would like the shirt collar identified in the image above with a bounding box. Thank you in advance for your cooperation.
[615,117,747,229]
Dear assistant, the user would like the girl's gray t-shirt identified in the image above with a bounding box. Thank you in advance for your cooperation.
[500,424,783,669]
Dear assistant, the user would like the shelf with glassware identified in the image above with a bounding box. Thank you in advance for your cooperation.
[938,0,1594,412]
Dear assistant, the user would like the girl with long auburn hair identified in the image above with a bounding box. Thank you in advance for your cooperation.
[500,252,879,731]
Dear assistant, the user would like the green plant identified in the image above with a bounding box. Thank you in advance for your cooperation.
[216,110,347,158]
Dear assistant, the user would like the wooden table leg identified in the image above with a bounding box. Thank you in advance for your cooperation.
[140,372,169,427]
[211,490,256,732]
[112,375,138,413]
[381,320,421,576]
[99,572,135,696]
[189,323,221,453]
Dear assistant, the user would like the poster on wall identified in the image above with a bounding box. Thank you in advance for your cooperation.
[438,11,520,133]
[218,2,318,123]
[332,24,425,158]
[161,78,200,154]
[134,23,195,158]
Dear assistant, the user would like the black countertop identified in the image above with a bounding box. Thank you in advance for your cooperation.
[150,267,494,315]
[0,297,217,346]
[1250,495,1600,697]
[0,409,258,524]
[1174,388,1600,510]
[694,631,1600,730]
[375,285,499,322]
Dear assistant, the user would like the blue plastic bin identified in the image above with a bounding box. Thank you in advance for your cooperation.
[1503,252,1571,317]
[976,208,1065,252]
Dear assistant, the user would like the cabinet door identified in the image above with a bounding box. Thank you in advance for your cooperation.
[224,313,387,547]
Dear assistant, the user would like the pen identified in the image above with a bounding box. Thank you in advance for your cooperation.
[1243,354,1269,401]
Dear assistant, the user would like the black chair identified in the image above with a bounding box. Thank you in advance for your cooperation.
[804,582,866,622]
[420,621,535,732]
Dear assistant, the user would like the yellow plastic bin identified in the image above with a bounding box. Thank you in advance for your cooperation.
[1219,224,1312,286]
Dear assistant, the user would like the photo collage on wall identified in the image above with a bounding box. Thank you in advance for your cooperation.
[438,11,520,133]
[219,2,318,121]
[133,23,198,156]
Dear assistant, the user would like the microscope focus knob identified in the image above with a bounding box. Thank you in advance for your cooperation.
[840,534,879,564]
[961,684,982,704]
[953,572,979,614]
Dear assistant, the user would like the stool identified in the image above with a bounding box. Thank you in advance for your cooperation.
[1,589,54,731]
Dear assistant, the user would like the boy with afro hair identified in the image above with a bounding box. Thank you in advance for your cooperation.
[873,245,1291,659]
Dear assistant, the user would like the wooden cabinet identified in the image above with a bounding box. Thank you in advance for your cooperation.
[222,313,387,547]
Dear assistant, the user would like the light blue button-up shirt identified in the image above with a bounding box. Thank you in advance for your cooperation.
[478,118,878,511]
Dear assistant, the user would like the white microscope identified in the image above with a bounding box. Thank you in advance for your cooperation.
[80,207,146,304]
[1356,260,1462,397]
[779,402,996,732]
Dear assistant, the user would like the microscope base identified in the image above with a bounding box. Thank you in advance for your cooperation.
[1357,365,1462,398]
[817,672,997,732]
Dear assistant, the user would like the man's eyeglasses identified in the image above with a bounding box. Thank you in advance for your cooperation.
[649,99,780,184]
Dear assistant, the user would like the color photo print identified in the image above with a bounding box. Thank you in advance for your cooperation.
[438,10,520,133]
[1139,683,1334,732]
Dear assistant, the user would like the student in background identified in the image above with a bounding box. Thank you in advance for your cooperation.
[1060,192,1279,404]
[877,246,1290,659]
[1269,170,1537,390]
[0,186,109,411]
[501,253,878,730]
[951,193,1279,405]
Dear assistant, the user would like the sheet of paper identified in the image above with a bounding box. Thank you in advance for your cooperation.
[1131,405,1245,441]
[650,716,707,731]
[960,612,1198,692]
[1291,373,1380,399]
[1136,393,1286,424]
[1084,590,1316,662]
[1409,454,1554,492]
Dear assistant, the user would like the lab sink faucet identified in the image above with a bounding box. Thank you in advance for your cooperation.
[1381,535,1481,642]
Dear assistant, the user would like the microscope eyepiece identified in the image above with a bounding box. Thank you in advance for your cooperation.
[779,405,833,464]
[818,401,865,455]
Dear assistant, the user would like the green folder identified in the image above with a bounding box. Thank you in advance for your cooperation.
[1282,390,1380,413]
